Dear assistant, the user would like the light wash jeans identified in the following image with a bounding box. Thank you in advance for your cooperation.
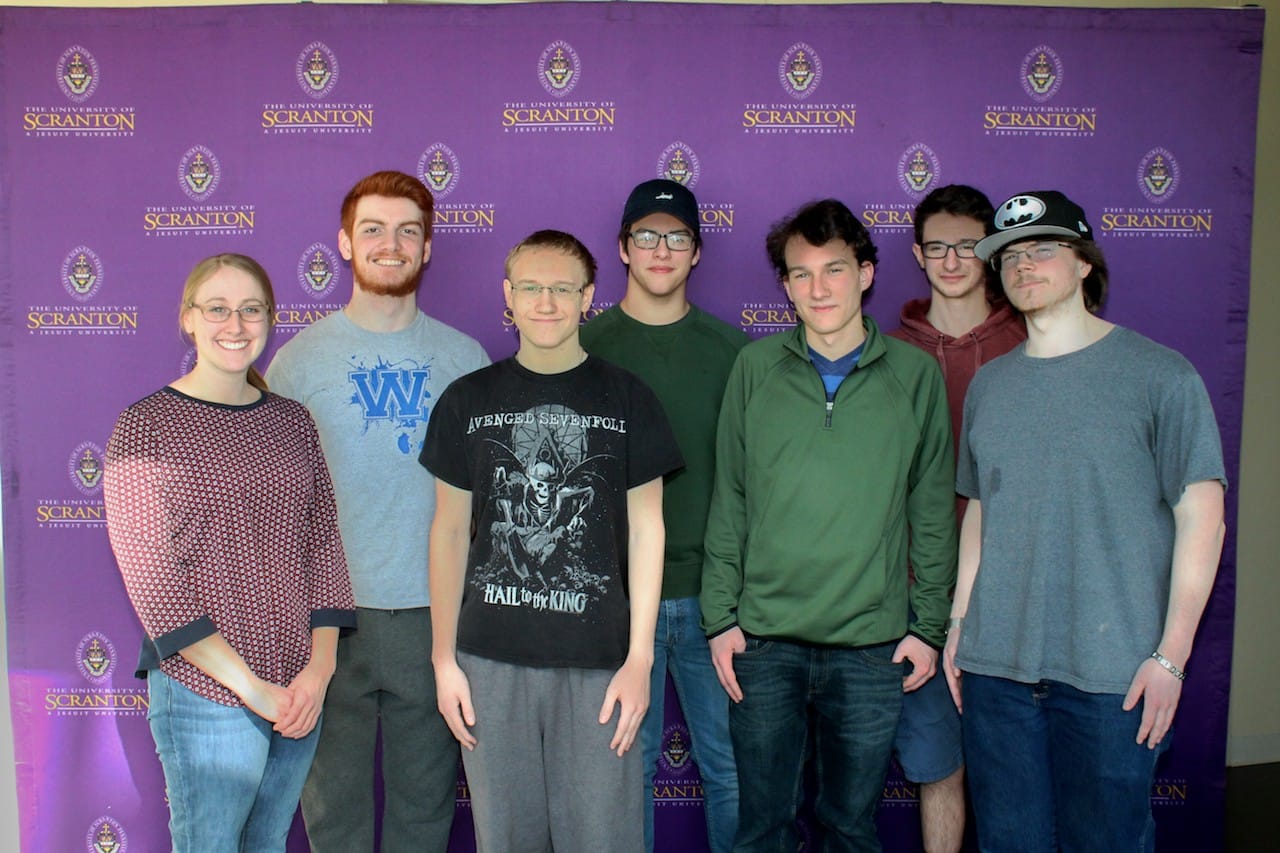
[147,670,320,853]
[641,597,739,853]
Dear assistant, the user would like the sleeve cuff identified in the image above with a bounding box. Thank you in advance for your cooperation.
[311,607,358,633]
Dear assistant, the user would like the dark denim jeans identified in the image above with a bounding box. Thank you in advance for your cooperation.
[962,673,1168,853]
[729,638,903,852]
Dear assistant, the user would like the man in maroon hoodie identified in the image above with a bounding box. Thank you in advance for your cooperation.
[889,184,1026,852]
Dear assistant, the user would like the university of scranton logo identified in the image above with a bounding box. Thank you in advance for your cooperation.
[24,46,134,138]
[178,146,221,201]
[983,45,1095,138]
[260,43,371,135]
[28,252,138,336]
[659,725,695,774]
[419,145,497,234]
[658,142,701,188]
[418,144,461,199]
[1100,148,1210,239]
[69,442,106,496]
[1138,147,1180,204]
[501,41,613,134]
[297,42,339,99]
[145,147,254,237]
[271,244,344,337]
[897,144,941,199]
[86,817,127,853]
[779,43,823,99]
[62,246,105,302]
[743,41,854,135]
[539,41,581,98]
[77,632,116,682]
[1021,45,1063,102]
[297,243,340,299]
[58,46,100,103]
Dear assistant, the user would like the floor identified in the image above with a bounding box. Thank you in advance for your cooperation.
[1224,762,1279,851]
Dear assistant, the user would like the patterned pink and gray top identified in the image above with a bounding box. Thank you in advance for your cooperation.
[104,387,356,706]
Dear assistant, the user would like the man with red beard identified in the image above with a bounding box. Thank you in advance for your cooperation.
[267,170,489,852]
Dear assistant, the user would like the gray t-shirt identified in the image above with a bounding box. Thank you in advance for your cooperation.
[956,327,1225,694]
[266,309,489,609]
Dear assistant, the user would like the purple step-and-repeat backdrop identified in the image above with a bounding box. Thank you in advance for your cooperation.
[0,3,1262,851]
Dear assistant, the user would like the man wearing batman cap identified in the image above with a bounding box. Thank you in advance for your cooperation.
[943,190,1226,850]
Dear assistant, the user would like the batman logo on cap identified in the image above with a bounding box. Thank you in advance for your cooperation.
[996,196,1047,230]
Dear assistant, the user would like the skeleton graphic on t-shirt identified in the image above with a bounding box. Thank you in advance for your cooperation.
[484,404,611,593]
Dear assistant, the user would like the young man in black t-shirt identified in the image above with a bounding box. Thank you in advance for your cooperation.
[420,230,683,852]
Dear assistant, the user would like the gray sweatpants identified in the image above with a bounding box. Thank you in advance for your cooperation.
[459,652,644,853]
[302,608,459,852]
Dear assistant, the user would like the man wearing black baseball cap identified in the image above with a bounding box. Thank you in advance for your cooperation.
[944,190,1227,850]
[581,178,746,853]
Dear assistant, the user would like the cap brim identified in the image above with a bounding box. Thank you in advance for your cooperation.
[975,226,1082,261]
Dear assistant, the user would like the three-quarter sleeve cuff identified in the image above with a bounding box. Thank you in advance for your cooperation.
[151,615,218,660]
[134,615,218,678]
[311,608,358,633]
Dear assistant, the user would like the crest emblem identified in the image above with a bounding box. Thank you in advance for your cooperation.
[77,632,116,681]
[69,442,106,495]
[898,144,940,198]
[1021,46,1063,102]
[58,46,100,103]
[297,42,339,99]
[657,142,701,189]
[995,195,1048,230]
[539,41,581,98]
[779,43,823,99]
[86,817,126,853]
[1138,148,1180,203]
[663,728,692,770]
[62,246,104,302]
[297,243,340,299]
[417,144,461,199]
[178,146,221,201]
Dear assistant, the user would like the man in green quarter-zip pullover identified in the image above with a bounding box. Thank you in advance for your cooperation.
[701,198,957,851]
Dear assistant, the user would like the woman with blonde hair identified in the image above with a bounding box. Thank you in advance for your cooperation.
[104,253,355,852]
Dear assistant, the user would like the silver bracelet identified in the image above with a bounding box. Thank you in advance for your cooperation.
[1150,651,1186,681]
[946,617,965,634]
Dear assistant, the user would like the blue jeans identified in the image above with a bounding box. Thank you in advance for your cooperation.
[147,671,320,853]
[641,597,739,853]
[961,673,1168,853]
[730,638,903,852]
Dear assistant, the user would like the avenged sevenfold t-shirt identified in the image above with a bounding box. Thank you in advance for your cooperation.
[420,356,683,670]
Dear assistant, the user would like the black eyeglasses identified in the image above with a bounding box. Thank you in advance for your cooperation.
[919,240,979,260]
[629,229,695,252]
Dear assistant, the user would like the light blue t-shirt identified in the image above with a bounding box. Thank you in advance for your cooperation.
[266,309,489,609]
